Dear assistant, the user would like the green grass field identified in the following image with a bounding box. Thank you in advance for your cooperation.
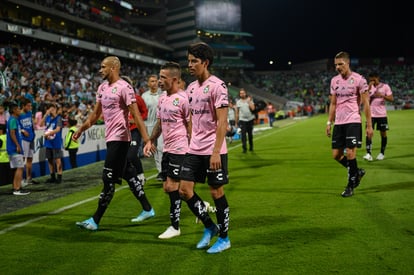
[1,110,413,275]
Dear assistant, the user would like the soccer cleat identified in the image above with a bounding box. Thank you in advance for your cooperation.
[156,173,163,181]
[376,153,385,160]
[363,153,373,161]
[207,236,231,254]
[13,189,30,196]
[158,226,181,239]
[45,177,56,184]
[353,168,366,189]
[131,208,155,222]
[196,224,219,249]
[76,217,98,231]
[341,186,353,197]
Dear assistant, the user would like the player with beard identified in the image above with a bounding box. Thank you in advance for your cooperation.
[73,56,155,231]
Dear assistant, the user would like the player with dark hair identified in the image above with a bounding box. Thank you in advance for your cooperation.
[179,42,231,253]
[363,71,394,161]
[326,51,373,198]
[121,75,155,223]
[144,61,191,239]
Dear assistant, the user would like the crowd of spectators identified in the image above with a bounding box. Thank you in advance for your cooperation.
[0,43,158,129]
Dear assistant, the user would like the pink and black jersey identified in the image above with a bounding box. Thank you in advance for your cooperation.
[186,75,228,155]
[157,90,190,154]
[330,72,369,125]
[369,83,392,118]
[96,79,136,142]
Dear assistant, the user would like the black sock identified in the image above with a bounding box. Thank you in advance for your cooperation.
[366,137,372,154]
[214,195,229,238]
[128,176,151,211]
[168,190,181,230]
[338,156,348,168]
[381,136,387,154]
[186,193,214,228]
[347,158,357,187]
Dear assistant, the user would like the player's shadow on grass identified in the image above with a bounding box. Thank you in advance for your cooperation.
[359,181,414,194]
[233,215,348,246]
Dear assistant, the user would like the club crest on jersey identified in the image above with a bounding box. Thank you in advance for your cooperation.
[173,98,179,106]
[112,87,117,94]
[349,78,354,84]
[203,85,210,94]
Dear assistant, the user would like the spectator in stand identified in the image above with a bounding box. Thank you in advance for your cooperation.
[7,102,30,195]
[236,88,255,153]
[34,102,47,130]
[142,74,163,180]
[363,71,394,161]
[266,101,276,127]
[41,103,64,184]
[19,98,39,185]
[0,104,6,125]
[0,124,13,187]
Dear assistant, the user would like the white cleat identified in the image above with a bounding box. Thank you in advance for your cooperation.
[376,153,385,160]
[363,153,373,161]
[158,226,181,239]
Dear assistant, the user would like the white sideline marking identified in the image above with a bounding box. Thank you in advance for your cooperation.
[0,175,156,235]
[1,121,300,235]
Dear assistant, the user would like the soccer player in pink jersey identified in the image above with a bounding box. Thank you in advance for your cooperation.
[144,61,191,239]
[363,72,394,161]
[326,51,373,198]
[178,42,231,253]
[73,56,154,231]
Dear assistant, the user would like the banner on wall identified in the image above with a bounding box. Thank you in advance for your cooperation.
[31,125,107,177]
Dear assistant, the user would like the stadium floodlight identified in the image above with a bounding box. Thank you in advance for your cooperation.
[120,1,133,10]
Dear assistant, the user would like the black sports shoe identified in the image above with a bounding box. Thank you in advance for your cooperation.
[341,186,353,197]
[45,178,56,184]
[156,173,163,181]
[353,168,366,189]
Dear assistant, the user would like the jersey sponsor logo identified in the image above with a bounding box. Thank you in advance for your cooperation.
[192,109,210,115]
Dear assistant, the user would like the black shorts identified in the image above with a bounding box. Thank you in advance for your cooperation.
[46,148,63,159]
[371,117,389,131]
[104,141,130,181]
[331,123,362,149]
[160,152,186,181]
[180,153,229,186]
